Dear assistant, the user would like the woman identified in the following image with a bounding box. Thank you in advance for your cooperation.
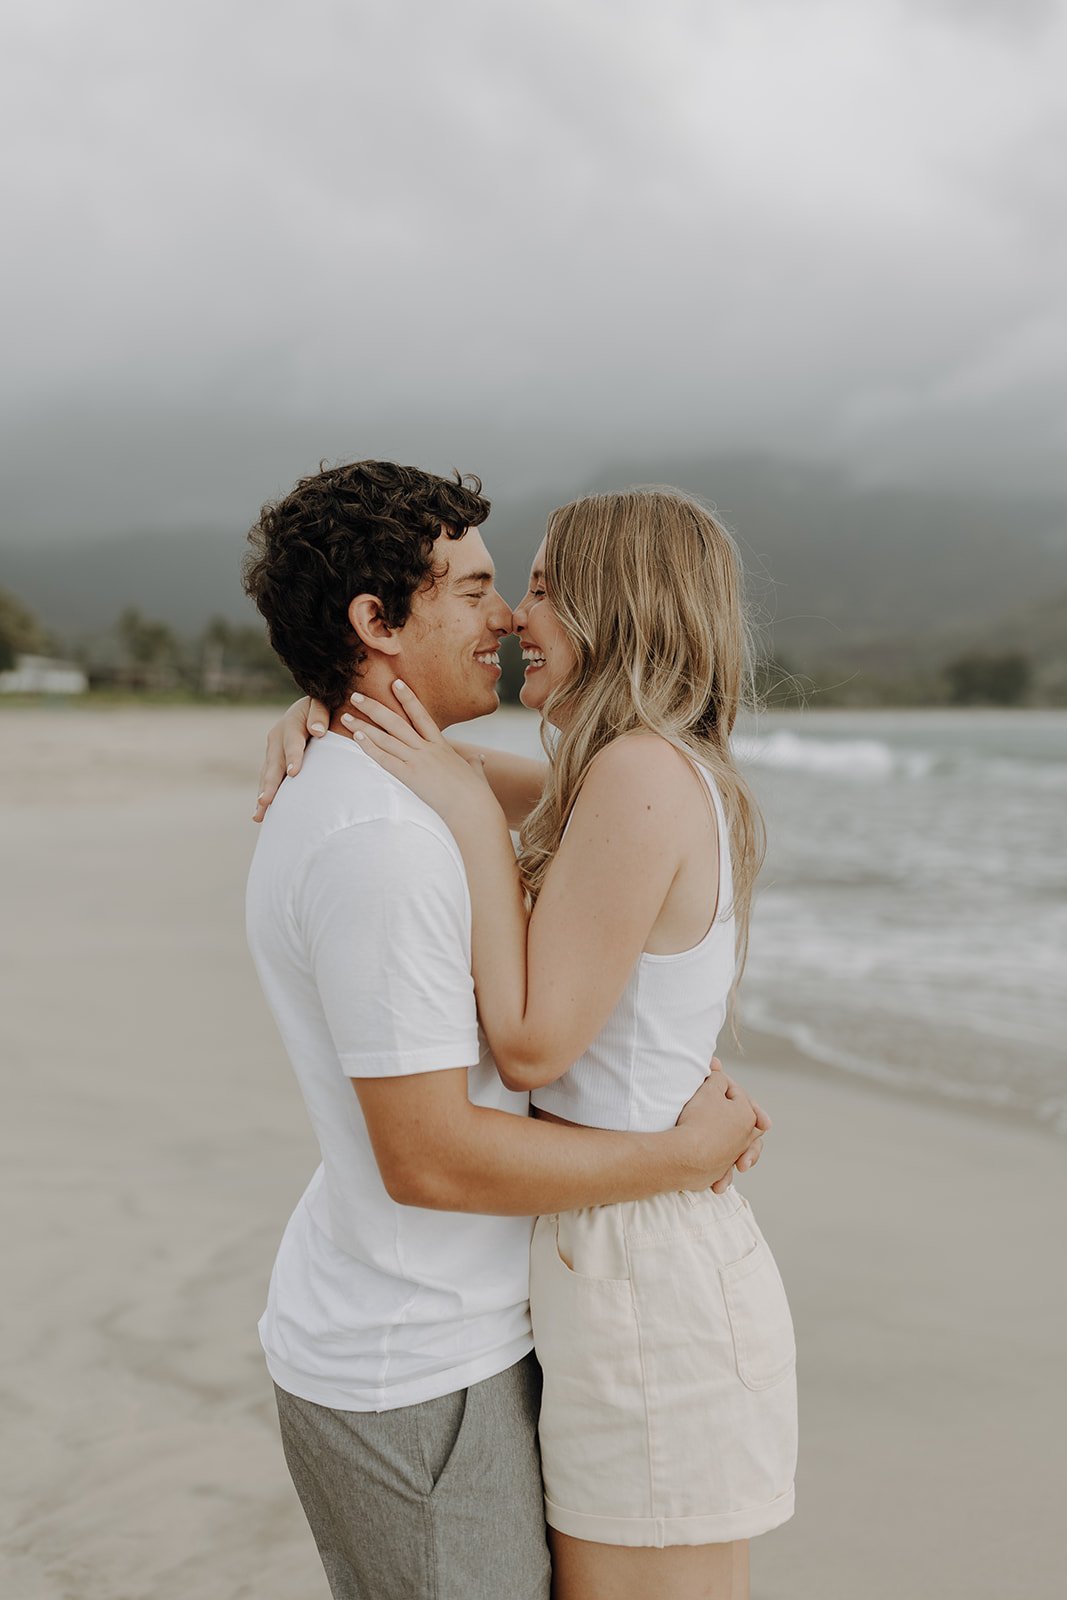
[262,488,797,1600]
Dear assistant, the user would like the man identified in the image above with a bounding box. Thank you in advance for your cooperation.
[243,460,763,1600]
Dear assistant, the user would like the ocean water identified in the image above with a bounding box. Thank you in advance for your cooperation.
[457,707,1067,1132]
[737,710,1067,1133]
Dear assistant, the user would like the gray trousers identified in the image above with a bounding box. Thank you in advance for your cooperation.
[274,1354,551,1600]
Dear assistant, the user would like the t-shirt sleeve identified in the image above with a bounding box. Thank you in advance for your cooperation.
[296,816,480,1078]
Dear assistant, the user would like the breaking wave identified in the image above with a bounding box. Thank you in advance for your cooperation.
[734,730,932,780]
[735,730,1067,788]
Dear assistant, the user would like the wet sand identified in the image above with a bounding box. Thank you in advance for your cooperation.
[1,707,1063,1599]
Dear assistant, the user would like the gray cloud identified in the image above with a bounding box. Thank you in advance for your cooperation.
[2,0,1065,540]
[903,0,1059,34]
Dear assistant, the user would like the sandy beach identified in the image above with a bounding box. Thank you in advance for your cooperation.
[2,706,1063,1600]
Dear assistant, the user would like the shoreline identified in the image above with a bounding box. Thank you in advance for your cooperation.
[739,1019,1067,1143]
[2,697,1067,717]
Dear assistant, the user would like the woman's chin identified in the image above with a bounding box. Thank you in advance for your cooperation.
[519,676,546,712]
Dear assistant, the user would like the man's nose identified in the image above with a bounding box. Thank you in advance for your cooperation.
[489,593,515,636]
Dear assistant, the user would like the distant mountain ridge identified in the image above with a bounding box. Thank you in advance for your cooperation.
[497,455,1067,663]
[4,457,1066,670]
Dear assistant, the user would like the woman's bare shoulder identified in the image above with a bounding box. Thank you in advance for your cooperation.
[577,731,694,813]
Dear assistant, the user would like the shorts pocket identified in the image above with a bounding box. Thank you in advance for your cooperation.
[720,1236,796,1391]
[553,1212,631,1288]
[531,1216,648,1521]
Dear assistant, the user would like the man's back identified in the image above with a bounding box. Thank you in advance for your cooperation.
[246,732,532,1412]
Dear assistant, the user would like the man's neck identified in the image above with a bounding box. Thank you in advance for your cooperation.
[327,663,443,735]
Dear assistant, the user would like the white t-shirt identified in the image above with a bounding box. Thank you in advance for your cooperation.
[246,733,533,1412]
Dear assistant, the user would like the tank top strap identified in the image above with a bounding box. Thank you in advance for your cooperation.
[684,755,734,925]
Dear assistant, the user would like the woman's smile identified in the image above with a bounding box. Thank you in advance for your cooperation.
[512,537,577,714]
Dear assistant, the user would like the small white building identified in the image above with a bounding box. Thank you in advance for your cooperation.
[0,654,88,695]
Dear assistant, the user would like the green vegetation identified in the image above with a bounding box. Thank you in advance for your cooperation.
[115,607,182,680]
[945,651,1032,707]
[2,570,1064,711]
[0,589,295,701]
[91,608,296,697]
[0,688,293,710]
[761,650,1046,711]
[757,589,1067,709]
[0,587,53,670]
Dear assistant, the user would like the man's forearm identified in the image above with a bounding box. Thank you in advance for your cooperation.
[390,1103,749,1216]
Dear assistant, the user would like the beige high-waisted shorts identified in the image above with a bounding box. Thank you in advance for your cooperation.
[530,1185,797,1548]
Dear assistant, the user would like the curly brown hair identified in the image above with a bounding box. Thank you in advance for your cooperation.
[243,460,490,708]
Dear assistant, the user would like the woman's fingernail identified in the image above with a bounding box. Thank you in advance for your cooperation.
[340,713,355,728]
[310,722,326,734]
[393,679,406,691]
[286,763,295,774]
[354,731,365,741]
[350,692,364,704]
[257,793,266,801]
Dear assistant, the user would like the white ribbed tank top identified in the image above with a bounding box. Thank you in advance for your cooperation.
[530,760,736,1134]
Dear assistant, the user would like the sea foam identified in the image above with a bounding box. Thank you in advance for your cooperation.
[736,730,932,780]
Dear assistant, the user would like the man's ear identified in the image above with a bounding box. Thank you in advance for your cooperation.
[348,594,403,657]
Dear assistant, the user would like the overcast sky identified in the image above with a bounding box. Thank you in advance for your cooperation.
[2,0,1065,541]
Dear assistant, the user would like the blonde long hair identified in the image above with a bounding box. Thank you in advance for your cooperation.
[518,487,766,1014]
